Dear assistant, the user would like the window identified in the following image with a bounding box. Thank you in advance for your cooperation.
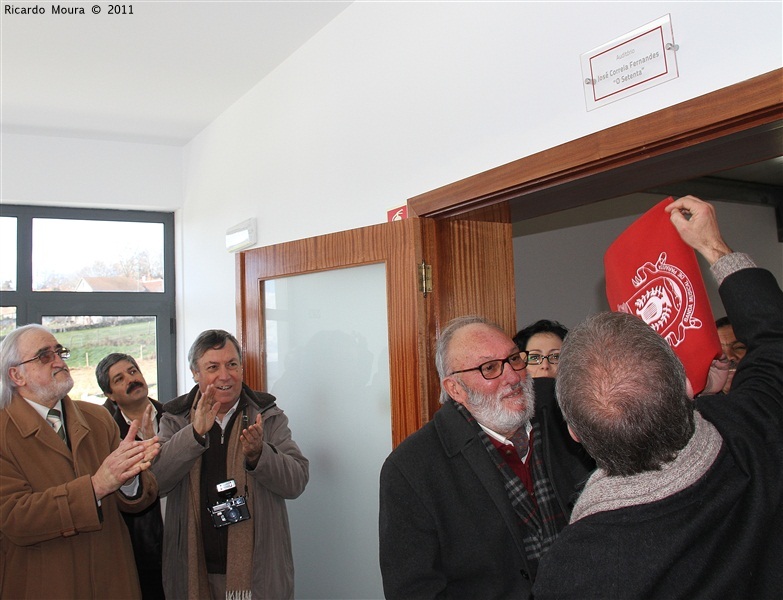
[32,218,165,293]
[0,217,17,291]
[0,205,176,404]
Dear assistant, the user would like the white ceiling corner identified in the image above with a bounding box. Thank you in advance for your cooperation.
[1,1,352,145]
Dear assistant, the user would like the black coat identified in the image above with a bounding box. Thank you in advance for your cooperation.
[113,399,166,599]
[379,377,595,599]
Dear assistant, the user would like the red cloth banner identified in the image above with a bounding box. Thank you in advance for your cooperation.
[604,197,721,394]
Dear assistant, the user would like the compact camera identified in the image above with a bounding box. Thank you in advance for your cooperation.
[206,479,251,528]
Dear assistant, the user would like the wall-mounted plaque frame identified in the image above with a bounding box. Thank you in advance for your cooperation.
[581,14,679,111]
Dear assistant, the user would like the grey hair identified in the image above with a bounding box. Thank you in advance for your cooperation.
[95,353,141,396]
[435,315,507,404]
[188,329,243,372]
[556,311,694,477]
[0,324,50,410]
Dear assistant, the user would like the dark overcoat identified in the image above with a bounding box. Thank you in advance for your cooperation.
[112,398,166,598]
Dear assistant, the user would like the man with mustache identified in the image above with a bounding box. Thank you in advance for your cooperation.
[96,353,166,599]
[379,316,595,599]
[0,325,160,599]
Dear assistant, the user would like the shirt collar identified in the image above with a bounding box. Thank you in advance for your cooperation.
[479,420,532,446]
[118,400,159,435]
[216,398,241,429]
[24,397,63,422]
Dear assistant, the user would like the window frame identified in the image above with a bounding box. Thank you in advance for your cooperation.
[0,204,177,402]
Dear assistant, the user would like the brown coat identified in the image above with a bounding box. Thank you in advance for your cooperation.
[0,394,158,599]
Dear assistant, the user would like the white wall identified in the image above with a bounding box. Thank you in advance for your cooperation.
[1,132,182,211]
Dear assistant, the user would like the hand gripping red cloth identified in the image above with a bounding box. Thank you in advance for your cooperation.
[604,197,721,394]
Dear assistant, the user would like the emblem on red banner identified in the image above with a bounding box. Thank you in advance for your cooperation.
[616,252,702,347]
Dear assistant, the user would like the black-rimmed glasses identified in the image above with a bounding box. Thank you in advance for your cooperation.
[449,351,528,380]
[527,352,560,365]
[16,347,71,367]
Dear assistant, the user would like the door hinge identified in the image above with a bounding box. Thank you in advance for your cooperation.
[418,261,433,297]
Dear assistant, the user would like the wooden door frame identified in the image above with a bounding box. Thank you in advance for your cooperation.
[408,69,782,222]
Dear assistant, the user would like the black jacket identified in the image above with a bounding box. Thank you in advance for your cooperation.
[112,400,166,577]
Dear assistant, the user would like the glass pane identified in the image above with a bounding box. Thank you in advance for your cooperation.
[41,316,158,404]
[0,307,18,340]
[0,217,17,291]
[33,219,164,292]
[265,264,390,599]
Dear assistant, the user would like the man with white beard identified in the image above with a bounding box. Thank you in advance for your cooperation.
[0,324,160,599]
[379,316,595,599]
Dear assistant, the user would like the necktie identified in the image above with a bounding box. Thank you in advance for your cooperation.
[47,408,66,442]
[509,426,529,461]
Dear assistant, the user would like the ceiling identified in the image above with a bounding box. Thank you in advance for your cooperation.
[1,1,780,200]
[1,1,351,145]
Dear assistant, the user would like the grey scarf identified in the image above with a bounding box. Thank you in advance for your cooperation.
[570,412,723,523]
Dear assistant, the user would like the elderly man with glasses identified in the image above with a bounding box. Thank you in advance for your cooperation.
[379,316,595,599]
[0,324,160,599]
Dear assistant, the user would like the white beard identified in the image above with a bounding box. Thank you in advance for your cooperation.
[25,367,74,403]
[462,375,535,436]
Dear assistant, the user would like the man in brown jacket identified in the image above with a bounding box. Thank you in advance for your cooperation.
[0,324,160,599]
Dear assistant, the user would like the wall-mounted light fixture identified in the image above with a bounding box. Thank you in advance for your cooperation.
[225,218,257,252]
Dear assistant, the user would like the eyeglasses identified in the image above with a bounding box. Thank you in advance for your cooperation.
[449,351,528,380]
[16,347,71,367]
[526,352,560,365]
